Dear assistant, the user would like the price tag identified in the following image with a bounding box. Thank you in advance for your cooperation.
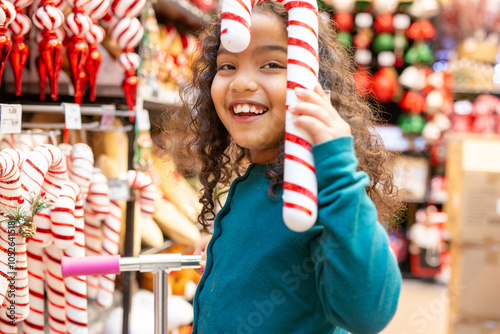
[63,103,82,129]
[136,109,151,131]
[0,104,22,134]
[108,178,130,201]
[100,104,116,128]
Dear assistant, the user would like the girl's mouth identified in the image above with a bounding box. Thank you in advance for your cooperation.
[231,103,269,116]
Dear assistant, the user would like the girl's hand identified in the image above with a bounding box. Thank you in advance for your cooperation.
[194,233,212,276]
[290,82,351,145]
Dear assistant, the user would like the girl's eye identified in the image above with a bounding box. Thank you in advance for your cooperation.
[217,64,236,71]
[263,62,284,69]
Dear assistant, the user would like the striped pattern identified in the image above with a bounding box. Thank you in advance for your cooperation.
[50,182,78,249]
[84,169,109,299]
[96,200,120,309]
[0,1,16,26]
[110,17,143,50]
[110,0,145,18]
[118,51,140,71]
[9,13,31,36]
[220,0,319,231]
[85,23,105,45]
[32,5,64,30]
[44,245,67,334]
[126,170,155,218]
[64,12,92,36]
[11,0,34,10]
[84,0,109,20]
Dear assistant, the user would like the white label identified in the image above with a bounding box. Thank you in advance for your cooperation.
[63,103,82,129]
[136,109,151,131]
[0,104,22,134]
[108,178,130,200]
[100,104,116,128]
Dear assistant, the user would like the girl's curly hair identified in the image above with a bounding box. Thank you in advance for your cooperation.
[176,1,402,229]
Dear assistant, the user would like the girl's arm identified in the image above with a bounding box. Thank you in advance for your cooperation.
[308,136,401,334]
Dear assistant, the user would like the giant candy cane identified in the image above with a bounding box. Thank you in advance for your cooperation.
[0,145,66,333]
[221,0,319,231]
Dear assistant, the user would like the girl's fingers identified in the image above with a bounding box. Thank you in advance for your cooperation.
[290,102,332,125]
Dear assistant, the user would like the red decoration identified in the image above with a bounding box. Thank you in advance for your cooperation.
[353,66,372,98]
[37,56,47,100]
[400,90,426,113]
[407,20,436,40]
[122,70,138,112]
[10,34,28,96]
[372,67,398,103]
[66,35,89,105]
[39,29,63,100]
[374,13,394,34]
[333,12,353,32]
[0,27,12,89]
[85,44,102,101]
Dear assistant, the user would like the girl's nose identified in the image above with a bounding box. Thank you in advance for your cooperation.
[229,70,258,93]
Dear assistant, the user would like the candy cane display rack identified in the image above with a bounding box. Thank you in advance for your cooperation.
[61,253,201,334]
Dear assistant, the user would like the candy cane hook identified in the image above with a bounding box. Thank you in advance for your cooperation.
[221,0,319,231]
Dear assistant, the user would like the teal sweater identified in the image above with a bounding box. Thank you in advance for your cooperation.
[192,136,401,334]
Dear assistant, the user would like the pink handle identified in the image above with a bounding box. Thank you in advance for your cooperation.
[61,255,120,278]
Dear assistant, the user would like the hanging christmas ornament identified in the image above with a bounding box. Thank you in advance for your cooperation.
[353,49,372,98]
[371,51,399,103]
[353,13,373,49]
[85,23,105,101]
[110,16,144,111]
[32,0,65,100]
[393,14,410,67]
[64,8,93,104]
[0,0,16,88]
[8,11,29,95]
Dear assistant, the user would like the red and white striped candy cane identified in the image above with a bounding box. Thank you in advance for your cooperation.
[0,148,23,308]
[83,168,109,299]
[23,207,51,334]
[125,170,155,218]
[221,0,319,232]
[64,143,93,334]
[50,182,78,249]
[0,145,66,332]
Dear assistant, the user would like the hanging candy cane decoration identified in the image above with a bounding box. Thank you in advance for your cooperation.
[32,0,65,100]
[109,0,145,111]
[7,0,33,96]
[0,145,66,333]
[83,0,109,101]
[124,170,155,217]
[221,0,319,232]
[0,0,16,88]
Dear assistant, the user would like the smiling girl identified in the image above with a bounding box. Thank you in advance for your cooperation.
[172,1,402,333]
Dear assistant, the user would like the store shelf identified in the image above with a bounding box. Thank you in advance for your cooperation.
[154,0,212,29]
[139,84,183,106]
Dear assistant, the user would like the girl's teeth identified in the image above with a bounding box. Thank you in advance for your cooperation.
[235,105,242,114]
[242,105,250,113]
[250,106,256,113]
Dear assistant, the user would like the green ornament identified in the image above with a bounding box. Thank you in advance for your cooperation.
[373,33,394,53]
[394,34,408,50]
[356,1,371,11]
[337,32,352,48]
[417,43,434,64]
[398,114,426,134]
[404,46,419,64]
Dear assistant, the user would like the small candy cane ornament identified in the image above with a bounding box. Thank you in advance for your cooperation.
[221,0,319,231]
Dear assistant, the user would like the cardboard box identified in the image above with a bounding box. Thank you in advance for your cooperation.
[445,134,500,244]
[449,244,500,321]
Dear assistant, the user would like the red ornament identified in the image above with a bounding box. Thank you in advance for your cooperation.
[10,34,28,96]
[17,196,24,204]
[353,66,373,98]
[374,13,394,34]
[85,44,102,101]
[122,70,138,112]
[39,30,63,100]
[333,12,354,32]
[66,35,89,105]
[399,90,426,113]
[372,68,398,103]
[37,56,47,101]
[0,27,12,90]
[407,20,436,40]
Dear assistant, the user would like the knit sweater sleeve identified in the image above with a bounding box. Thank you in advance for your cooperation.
[308,136,401,334]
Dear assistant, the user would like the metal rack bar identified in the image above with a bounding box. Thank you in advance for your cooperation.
[20,104,135,117]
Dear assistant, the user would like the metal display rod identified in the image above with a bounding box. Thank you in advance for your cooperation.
[61,254,201,334]
[20,104,135,117]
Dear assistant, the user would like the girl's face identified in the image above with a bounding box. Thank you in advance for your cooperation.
[211,12,288,164]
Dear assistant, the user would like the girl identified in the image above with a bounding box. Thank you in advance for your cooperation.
[174,1,402,333]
